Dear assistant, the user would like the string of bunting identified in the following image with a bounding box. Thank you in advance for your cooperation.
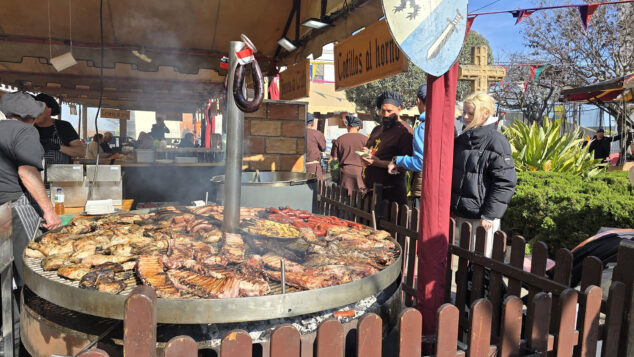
[467,0,634,32]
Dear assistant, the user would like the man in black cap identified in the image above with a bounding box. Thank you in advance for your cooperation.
[588,128,631,162]
[331,114,367,195]
[305,113,327,180]
[361,91,414,205]
[150,115,171,141]
[0,92,61,292]
[34,93,85,165]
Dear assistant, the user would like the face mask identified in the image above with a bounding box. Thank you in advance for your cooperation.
[382,113,398,128]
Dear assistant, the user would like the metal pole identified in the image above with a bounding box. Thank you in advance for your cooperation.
[223,41,245,233]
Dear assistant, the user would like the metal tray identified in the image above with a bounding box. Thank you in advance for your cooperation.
[23,238,401,324]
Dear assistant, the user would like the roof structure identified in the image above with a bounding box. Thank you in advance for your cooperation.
[561,74,634,103]
[0,0,384,111]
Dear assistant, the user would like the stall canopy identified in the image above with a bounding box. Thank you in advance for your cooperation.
[561,74,634,103]
[0,0,384,112]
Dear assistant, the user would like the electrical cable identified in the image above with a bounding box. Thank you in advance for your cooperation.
[88,0,104,200]
[470,0,502,13]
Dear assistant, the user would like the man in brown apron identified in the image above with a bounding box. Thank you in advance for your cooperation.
[361,91,414,205]
[34,93,85,166]
[305,113,326,180]
[331,114,367,195]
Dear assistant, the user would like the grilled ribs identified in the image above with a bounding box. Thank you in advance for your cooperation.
[136,255,182,298]
[167,269,240,298]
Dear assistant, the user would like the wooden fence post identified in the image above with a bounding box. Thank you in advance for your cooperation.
[506,236,526,298]
[574,285,602,357]
[454,222,472,332]
[612,240,634,356]
[316,319,344,357]
[498,296,522,357]
[124,286,157,357]
[555,289,578,356]
[220,330,252,357]
[164,336,198,357]
[270,324,301,357]
[467,299,493,357]
[357,314,382,357]
[603,281,625,357]
[435,304,459,357]
[489,231,506,337]
[526,292,552,354]
[398,308,422,357]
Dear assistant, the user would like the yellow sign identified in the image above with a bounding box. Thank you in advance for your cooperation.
[334,20,408,91]
[100,108,130,120]
[280,59,310,100]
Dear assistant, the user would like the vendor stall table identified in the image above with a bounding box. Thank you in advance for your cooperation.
[62,199,134,215]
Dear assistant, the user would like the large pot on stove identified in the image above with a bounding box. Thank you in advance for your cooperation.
[211,172,318,212]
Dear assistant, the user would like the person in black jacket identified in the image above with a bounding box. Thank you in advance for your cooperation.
[451,92,517,257]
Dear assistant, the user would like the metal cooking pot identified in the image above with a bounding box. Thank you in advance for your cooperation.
[211,171,318,212]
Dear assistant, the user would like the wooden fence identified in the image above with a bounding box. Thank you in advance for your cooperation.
[78,285,564,357]
[316,181,634,356]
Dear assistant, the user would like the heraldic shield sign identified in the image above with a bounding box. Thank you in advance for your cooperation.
[382,0,468,76]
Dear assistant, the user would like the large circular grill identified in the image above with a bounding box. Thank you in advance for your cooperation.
[22,212,402,324]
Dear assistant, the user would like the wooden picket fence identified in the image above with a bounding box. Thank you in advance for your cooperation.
[78,285,558,357]
[316,181,634,356]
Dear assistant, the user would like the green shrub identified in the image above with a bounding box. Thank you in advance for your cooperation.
[501,171,634,252]
[503,119,605,177]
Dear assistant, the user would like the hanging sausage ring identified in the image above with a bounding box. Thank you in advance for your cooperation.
[232,34,264,113]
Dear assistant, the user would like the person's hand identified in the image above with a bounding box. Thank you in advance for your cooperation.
[387,161,399,175]
[480,219,493,231]
[360,155,374,166]
[43,210,62,230]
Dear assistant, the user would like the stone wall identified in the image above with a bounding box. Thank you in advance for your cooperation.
[243,100,307,172]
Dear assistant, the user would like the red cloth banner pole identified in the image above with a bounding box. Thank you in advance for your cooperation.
[417,61,459,337]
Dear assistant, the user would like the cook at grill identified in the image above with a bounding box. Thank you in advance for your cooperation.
[34,93,85,165]
[0,92,62,286]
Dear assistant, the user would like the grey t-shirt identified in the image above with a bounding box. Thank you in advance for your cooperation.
[0,120,44,204]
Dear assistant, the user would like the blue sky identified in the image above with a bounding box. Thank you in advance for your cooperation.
[467,0,539,63]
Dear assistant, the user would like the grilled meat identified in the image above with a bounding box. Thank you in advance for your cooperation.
[96,280,127,294]
[220,233,245,263]
[57,264,92,280]
[79,268,115,290]
[136,255,181,298]
[82,254,134,267]
[167,269,240,298]
[25,247,45,258]
[182,262,269,297]
[42,254,70,271]
[264,270,333,290]
[261,253,304,272]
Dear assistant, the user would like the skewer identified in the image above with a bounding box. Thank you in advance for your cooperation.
[205,191,209,205]
[371,210,377,231]
[31,217,42,241]
[281,259,286,294]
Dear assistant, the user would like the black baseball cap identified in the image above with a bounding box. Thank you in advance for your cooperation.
[34,93,61,116]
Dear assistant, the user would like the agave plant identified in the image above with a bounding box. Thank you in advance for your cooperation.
[502,119,605,177]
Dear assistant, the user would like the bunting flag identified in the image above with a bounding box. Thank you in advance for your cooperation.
[529,65,539,82]
[469,1,634,31]
[465,16,477,38]
[579,3,600,30]
[513,10,535,25]
[532,64,548,82]
[235,47,255,65]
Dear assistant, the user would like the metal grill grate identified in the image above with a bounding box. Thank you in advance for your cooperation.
[24,256,297,298]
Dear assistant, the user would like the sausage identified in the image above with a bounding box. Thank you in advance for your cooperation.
[232,57,264,113]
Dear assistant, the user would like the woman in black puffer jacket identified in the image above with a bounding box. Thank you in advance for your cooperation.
[451,92,516,257]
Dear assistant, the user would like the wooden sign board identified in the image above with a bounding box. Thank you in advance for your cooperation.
[100,108,130,120]
[280,59,310,100]
[334,19,408,91]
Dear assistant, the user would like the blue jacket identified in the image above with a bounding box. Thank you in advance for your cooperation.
[395,113,424,172]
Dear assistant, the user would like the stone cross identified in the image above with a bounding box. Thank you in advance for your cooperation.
[458,46,506,93]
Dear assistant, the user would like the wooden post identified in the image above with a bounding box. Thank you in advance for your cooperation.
[81,104,88,140]
[613,240,634,356]
[123,286,157,357]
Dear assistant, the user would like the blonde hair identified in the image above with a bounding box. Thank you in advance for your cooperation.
[463,92,495,130]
